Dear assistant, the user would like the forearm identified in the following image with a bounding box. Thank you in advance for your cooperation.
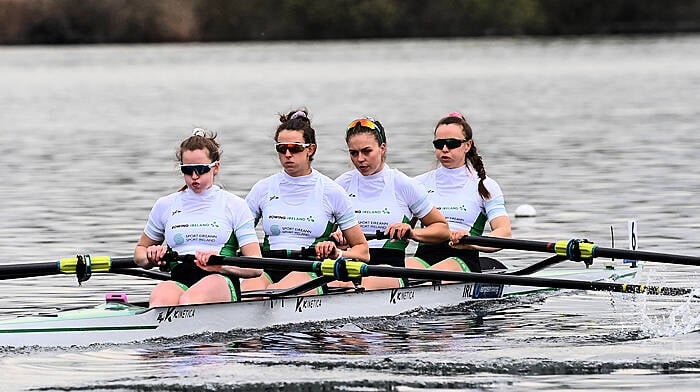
[222,265,263,278]
[133,245,151,268]
[343,243,370,262]
[134,233,161,269]
[487,226,512,239]
[411,221,450,244]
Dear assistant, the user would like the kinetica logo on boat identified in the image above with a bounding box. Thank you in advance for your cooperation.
[295,297,322,312]
[389,289,415,304]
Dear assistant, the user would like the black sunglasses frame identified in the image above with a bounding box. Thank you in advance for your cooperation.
[432,138,469,150]
[179,162,218,176]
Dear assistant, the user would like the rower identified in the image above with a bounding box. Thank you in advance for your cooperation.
[332,116,450,290]
[409,111,512,274]
[244,108,369,295]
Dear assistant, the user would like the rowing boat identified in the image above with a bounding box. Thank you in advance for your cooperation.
[0,259,637,347]
[2,232,697,348]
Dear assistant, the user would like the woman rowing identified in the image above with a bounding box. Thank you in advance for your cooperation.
[134,129,263,306]
[245,109,369,293]
[332,117,450,289]
[408,112,512,273]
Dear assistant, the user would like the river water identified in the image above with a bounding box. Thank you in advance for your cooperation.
[1,35,700,391]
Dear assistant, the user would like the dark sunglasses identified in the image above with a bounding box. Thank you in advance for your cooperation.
[179,161,218,176]
[432,138,468,150]
[275,142,311,154]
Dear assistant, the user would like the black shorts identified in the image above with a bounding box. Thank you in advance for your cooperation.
[413,242,482,273]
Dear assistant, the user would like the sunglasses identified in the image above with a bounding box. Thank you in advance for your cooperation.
[347,118,385,144]
[432,138,468,150]
[275,142,311,154]
[179,161,218,176]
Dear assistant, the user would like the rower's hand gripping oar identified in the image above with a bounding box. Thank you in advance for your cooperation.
[364,229,411,241]
[197,252,695,297]
[458,236,700,267]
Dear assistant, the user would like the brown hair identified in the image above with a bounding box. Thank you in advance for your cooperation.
[345,117,387,145]
[176,128,221,191]
[435,114,490,199]
[275,108,316,162]
[345,117,387,161]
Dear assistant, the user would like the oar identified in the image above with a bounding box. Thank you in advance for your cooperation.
[365,229,408,241]
[459,236,700,267]
[202,254,694,296]
[0,256,139,282]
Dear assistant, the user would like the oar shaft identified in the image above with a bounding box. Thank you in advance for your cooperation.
[460,236,555,252]
[0,262,61,280]
[460,236,700,267]
[207,255,320,272]
[0,257,138,280]
[590,247,700,266]
[369,265,691,295]
[207,255,692,297]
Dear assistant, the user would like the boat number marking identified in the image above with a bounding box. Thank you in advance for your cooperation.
[462,284,474,298]
[295,297,322,312]
[270,299,284,309]
[389,289,415,304]
[156,307,196,323]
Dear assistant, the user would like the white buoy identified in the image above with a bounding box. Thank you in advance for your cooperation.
[515,204,537,217]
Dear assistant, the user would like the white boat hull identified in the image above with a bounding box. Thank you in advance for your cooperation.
[0,266,637,347]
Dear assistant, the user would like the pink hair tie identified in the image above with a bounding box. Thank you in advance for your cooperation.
[290,110,307,120]
[447,111,465,120]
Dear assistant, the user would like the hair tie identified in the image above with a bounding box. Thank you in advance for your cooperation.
[192,127,206,137]
[447,111,465,120]
[290,111,307,120]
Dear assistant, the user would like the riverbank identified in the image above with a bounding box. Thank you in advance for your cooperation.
[2,0,700,45]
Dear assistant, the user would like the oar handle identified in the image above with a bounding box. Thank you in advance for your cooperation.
[262,248,317,260]
[365,229,410,241]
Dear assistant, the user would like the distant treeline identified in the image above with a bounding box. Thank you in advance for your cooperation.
[2,0,700,45]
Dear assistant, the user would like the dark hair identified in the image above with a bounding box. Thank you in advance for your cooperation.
[275,108,316,162]
[176,128,221,191]
[435,113,491,199]
[345,117,387,146]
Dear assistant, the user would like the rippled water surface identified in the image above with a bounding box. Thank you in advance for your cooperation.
[1,36,700,391]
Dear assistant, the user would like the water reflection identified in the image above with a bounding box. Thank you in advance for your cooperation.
[2,36,700,391]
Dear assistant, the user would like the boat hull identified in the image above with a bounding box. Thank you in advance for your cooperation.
[0,266,637,347]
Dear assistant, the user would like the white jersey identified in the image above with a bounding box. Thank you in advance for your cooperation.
[335,165,433,251]
[144,185,258,255]
[246,170,358,250]
[415,165,507,235]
